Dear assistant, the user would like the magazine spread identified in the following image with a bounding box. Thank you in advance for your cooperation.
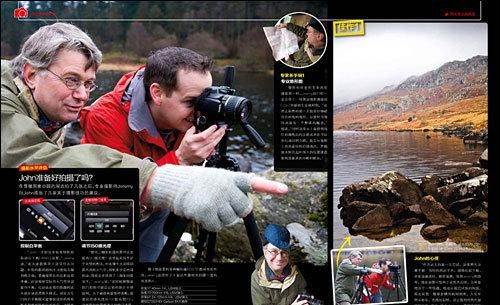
[2,1,496,304]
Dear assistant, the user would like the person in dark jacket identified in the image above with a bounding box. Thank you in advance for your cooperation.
[277,18,326,67]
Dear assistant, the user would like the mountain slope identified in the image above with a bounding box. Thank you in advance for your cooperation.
[334,55,488,131]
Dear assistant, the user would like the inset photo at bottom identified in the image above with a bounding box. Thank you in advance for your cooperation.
[331,245,408,305]
[19,199,75,241]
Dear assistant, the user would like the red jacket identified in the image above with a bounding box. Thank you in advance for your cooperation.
[80,67,180,166]
[361,264,395,303]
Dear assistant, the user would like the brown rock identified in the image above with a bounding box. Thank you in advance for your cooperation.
[339,201,378,227]
[419,195,460,228]
[407,204,423,217]
[465,210,488,225]
[352,206,393,232]
[421,175,444,198]
[395,217,422,226]
[339,171,423,208]
[479,149,488,168]
[421,225,449,239]
[437,174,488,207]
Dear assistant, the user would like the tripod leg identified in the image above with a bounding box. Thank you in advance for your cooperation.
[194,229,209,262]
[156,214,189,263]
[206,232,217,262]
[243,212,264,259]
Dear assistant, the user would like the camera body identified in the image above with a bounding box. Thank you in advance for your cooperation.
[358,267,371,275]
[195,86,251,131]
[389,264,401,272]
[297,293,324,305]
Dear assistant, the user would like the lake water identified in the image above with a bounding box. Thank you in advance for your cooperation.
[333,130,486,252]
[88,70,274,172]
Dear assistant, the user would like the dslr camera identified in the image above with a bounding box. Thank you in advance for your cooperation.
[297,292,324,305]
[389,263,401,272]
[194,66,265,149]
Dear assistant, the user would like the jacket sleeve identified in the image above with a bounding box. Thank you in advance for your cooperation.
[80,106,135,155]
[339,262,360,276]
[286,23,307,39]
[156,150,179,166]
[1,109,157,194]
[383,274,396,289]
[250,271,272,305]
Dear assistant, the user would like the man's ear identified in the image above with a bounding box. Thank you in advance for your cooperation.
[149,83,164,106]
[22,63,38,90]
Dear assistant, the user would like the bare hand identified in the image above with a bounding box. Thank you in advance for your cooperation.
[250,176,288,195]
[276,22,288,29]
[175,125,226,165]
[291,295,308,305]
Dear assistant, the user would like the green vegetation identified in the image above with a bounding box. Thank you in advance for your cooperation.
[2,1,326,72]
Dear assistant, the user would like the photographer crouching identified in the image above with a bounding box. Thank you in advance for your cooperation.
[361,259,397,303]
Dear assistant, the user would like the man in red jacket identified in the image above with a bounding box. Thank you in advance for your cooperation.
[80,47,227,262]
[362,259,396,303]
[80,47,225,166]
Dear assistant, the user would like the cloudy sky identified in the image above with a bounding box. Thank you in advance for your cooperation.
[333,23,488,105]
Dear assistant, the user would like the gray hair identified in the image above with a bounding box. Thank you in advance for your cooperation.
[348,250,363,259]
[10,22,102,77]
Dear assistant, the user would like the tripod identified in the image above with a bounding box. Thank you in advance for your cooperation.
[351,273,371,304]
[155,66,265,263]
[385,270,406,302]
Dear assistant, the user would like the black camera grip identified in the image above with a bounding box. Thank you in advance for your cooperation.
[242,123,266,148]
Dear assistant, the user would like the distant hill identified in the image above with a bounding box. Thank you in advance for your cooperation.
[334,55,488,131]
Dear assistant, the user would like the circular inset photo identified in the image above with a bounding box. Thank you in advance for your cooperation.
[275,12,327,68]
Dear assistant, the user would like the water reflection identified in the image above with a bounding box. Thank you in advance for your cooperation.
[333,130,486,252]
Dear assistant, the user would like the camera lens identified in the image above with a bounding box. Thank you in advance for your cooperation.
[224,96,251,122]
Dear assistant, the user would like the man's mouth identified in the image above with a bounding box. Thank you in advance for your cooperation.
[65,105,82,112]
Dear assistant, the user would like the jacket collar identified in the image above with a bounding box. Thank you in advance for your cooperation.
[255,256,298,292]
[125,67,160,138]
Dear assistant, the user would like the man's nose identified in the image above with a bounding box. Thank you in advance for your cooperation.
[72,84,89,101]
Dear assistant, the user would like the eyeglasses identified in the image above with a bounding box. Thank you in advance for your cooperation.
[266,248,289,258]
[45,68,98,92]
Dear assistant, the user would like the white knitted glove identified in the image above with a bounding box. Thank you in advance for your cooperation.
[149,165,255,232]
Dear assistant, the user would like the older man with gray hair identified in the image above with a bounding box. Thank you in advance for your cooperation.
[334,250,368,305]
[1,22,288,261]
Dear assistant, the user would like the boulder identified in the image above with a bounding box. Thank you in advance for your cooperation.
[442,167,488,185]
[421,175,444,198]
[339,201,378,228]
[447,198,481,218]
[352,206,393,232]
[421,225,449,239]
[437,174,488,207]
[407,204,424,217]
[395,217,423,226]
[339,171,423,208]
[465,210,488,226]
[419,195,460,228]
[479,149,488,168]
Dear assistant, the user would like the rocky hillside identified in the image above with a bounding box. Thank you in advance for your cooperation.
[334,55,488,131]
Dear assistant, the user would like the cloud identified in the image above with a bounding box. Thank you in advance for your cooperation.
[333,23,487,105]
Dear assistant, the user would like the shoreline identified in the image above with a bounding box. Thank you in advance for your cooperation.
[334,127,488,145]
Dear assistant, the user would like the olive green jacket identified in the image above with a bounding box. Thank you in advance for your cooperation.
[334,259,360,303]
[251,256,307,305]
[285,23,324,67]
[1,60,156,193]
